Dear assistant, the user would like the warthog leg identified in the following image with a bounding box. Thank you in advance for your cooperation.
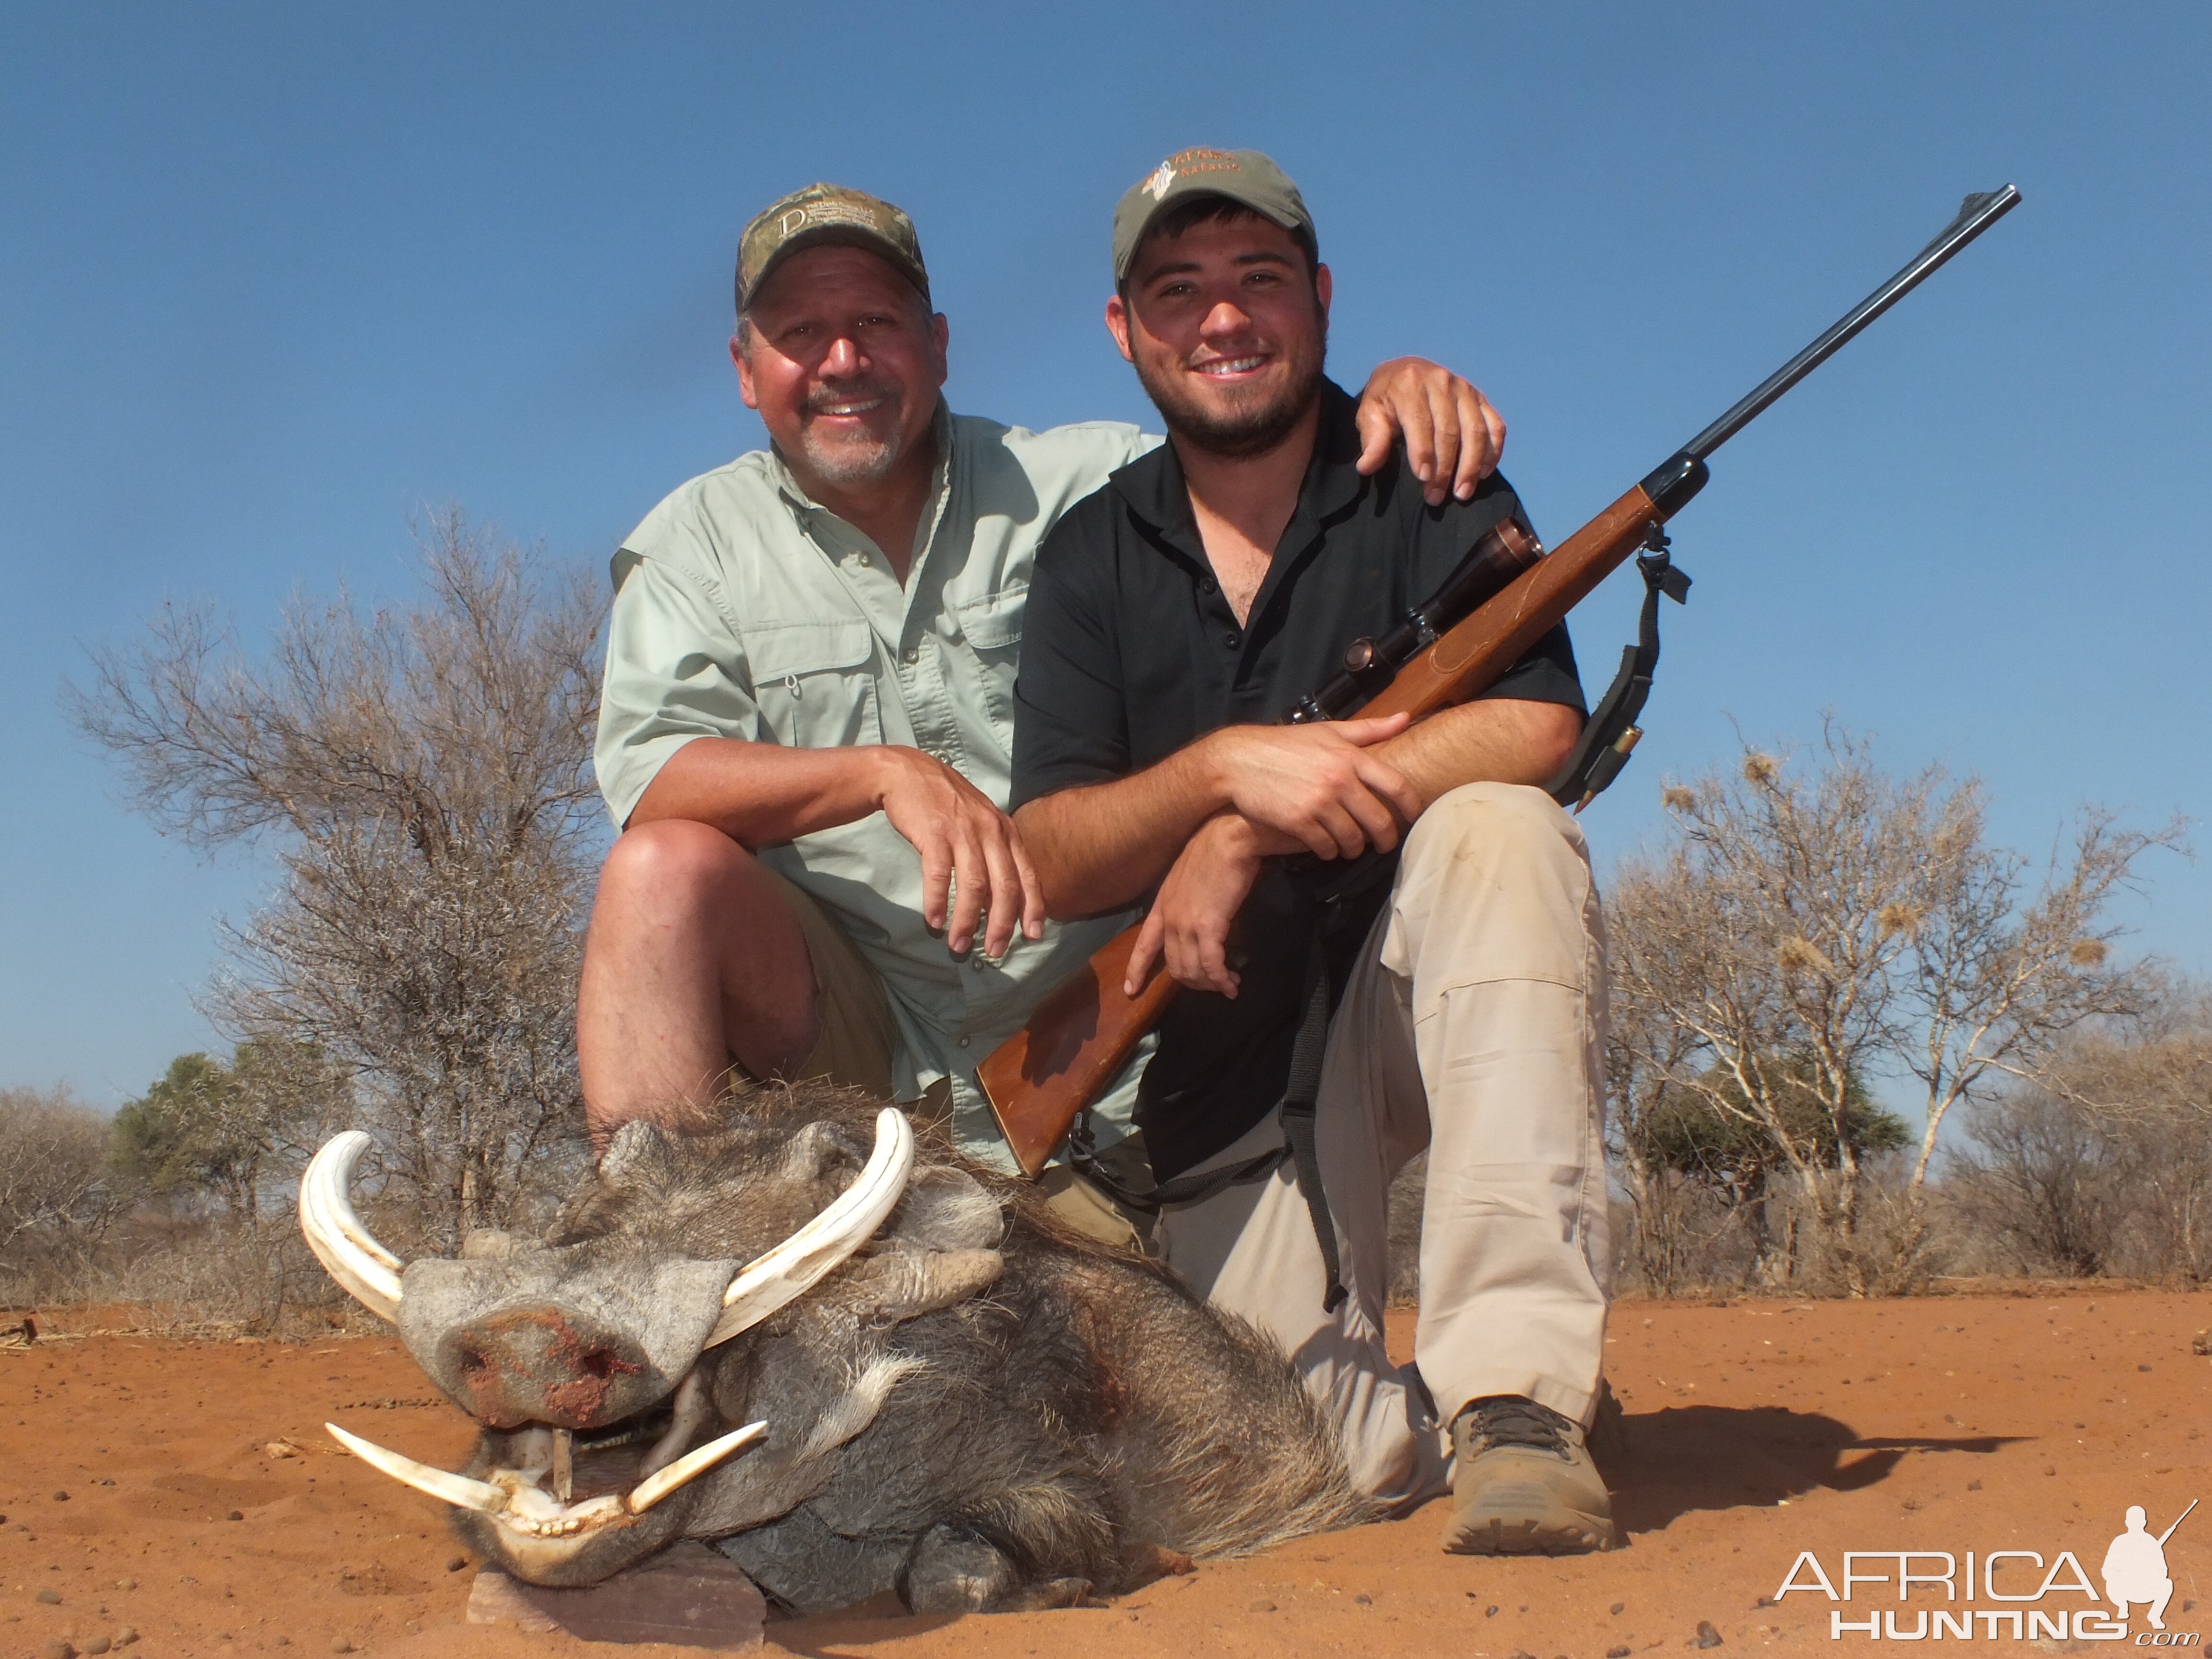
[897,1521,1093,1614]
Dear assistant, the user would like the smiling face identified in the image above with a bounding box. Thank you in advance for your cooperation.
[1106,206,1331,459]
[733,244,949,494]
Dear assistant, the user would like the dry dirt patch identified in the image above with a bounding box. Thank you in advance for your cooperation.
[2,1290,2206,1659]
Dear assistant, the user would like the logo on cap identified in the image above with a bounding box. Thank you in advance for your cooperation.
[1143,163,1177,202]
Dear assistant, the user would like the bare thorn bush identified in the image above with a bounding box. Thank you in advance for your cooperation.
[1606,721,2185,1296]
[0,1085,128,1303]
[70,509,604,1256]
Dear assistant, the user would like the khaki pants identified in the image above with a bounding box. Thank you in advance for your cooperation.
[1154,782,1612,1509]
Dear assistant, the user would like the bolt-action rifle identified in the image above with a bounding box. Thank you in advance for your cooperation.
[979,185,2022,1178]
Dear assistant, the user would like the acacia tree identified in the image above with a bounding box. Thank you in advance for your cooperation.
[1607,724,2178,1294]
[73,511,604,1248]
[111,1043,349,1223]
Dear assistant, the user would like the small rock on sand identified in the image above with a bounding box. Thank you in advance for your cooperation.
[446,1556,467,1572]
[82,1637,112,1655]
[1697,1619,1725,1647]
[43,1641,74,1659]
[1609,1647,1633,1658]
[1610,1600,1625,1614]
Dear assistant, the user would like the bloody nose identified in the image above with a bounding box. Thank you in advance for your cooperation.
[437,1306,661,1430]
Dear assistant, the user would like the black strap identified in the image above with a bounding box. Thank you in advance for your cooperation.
[1067,1116,1287,1214]
[1276,952,1347,1312]
[1069,941,1348,1313]
[1547,527,1691,812]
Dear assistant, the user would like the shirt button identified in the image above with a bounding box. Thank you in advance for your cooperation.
[903,647,920,664]
[1199,576,1218,593]
[958,1035,972,1047]
[1224,630,1241,650]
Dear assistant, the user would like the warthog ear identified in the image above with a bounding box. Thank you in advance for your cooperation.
[839,1245,1004,1323]
[778,1119,862,1181]
[598,1120,680,1187]
[890,1167,1004,1252]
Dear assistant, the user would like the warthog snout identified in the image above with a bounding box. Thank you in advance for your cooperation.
[439,1305,655,1431]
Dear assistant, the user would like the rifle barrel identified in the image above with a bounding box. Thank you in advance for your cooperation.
[1682,185,2020,464]
[2157,1497,2198,1546]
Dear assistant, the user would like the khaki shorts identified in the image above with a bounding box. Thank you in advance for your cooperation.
[754,864,1146,1251]
[752,864,902,1102]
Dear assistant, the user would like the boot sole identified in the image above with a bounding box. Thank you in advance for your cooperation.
[1442,1514,1618,1556]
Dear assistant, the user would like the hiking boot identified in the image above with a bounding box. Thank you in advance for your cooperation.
[1442,1394,1618,1554]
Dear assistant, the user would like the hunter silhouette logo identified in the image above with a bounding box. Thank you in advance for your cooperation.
[1142,162,1176,202]
[1774,1497,2201,1642]
[2106,1501,2196,1633]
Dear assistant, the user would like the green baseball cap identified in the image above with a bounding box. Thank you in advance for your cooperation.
[1111,147,1316,284]
[735,182,931,313]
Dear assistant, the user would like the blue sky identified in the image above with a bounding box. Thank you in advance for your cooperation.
[4,1,2207,1114]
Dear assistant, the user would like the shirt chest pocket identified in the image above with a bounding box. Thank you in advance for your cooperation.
[744,620,883,751]
[952,587,1025,733]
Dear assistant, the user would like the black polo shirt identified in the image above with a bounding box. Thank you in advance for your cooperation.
[1010,379,1585,1180]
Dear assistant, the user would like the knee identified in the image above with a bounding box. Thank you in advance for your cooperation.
[1405,781,1580,870]
[595,818,754,914]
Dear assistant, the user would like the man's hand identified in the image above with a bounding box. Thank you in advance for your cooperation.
[1125,814,1271,998]
[873,747,1044,958]
[1354,357,1508,507]
[1200,712,1422,860]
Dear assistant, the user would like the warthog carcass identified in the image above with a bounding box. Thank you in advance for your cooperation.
[301,1084,1374,1613]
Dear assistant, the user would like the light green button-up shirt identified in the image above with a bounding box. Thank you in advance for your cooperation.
[595,406,1161,1166]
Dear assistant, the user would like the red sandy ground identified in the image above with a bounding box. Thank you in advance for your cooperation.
[3,1289,2208,1659]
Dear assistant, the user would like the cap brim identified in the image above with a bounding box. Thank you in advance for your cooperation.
[1115,188,1307,283]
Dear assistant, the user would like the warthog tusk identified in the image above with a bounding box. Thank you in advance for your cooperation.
[330,1413,769,1532]
[625,1420,768,1514]
[300,1133,405,1322]
[639,1367,710,1479]
[327,1422,504,1514]
[705,1107,915,1347]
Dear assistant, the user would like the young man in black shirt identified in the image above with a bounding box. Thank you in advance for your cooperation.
[1009,149,1617,1554]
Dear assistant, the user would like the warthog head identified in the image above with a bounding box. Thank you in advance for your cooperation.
[305,1085,1370,1611]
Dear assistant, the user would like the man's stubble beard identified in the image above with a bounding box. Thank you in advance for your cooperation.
[1133,313,1328,460]
[793,377,914,487]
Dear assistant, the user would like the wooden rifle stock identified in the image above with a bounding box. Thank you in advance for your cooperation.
[976,481,1677,1176]
[978,183,2023,1178]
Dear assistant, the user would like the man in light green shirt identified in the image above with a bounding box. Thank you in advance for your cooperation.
[582,181,1508,1190]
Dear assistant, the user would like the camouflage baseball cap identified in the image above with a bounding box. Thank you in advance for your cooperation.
[735,182,930,312]
[1111,147,1316,284]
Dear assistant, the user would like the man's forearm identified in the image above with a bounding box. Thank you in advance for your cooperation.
[628,735,895,845]
[1013,744,1224,919]
[1378,698,1583,812]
